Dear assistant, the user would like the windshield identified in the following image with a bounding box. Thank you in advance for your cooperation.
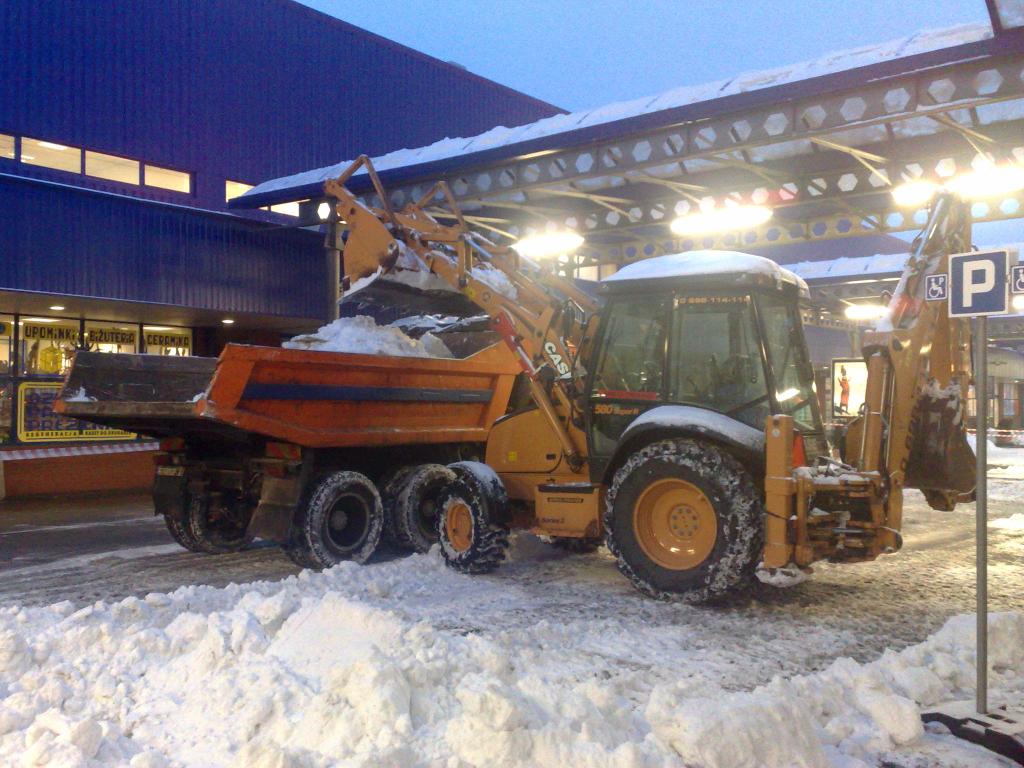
[668,295,771,430]
[757,295,821,433]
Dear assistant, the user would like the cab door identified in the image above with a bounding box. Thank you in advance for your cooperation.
[586,295,671,477]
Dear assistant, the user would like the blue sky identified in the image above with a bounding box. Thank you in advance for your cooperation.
[299,0,989,110]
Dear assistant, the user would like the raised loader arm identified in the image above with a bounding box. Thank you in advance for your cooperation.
[764,192,976,570]
[322,157,601,470]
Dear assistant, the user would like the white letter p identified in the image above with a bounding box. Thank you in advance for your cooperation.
[963,261,995,308]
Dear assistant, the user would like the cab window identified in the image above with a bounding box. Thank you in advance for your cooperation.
[593,298,669,399]
[669,295,769,430]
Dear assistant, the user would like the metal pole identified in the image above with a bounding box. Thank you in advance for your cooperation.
[975,315,988,716]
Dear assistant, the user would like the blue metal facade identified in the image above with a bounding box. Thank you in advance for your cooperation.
[0,0,560,317]
[0,175,323,318]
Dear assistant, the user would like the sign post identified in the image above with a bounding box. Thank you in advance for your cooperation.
[923,250,1024,764]
[974,313,988,716]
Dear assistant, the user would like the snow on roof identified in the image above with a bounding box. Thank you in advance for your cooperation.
[242,23,992,202]
[787,243,1023,283]
[604,250,807,293]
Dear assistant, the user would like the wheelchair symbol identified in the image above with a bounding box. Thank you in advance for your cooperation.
[926,274,947,302]
[1012,265,1024,295]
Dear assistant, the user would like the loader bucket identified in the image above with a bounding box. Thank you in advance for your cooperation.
[904,383,976,504]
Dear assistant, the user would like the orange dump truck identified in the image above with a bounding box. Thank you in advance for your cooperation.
[56,340,519,567]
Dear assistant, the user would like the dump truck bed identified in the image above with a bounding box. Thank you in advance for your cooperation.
[56,341,518,447]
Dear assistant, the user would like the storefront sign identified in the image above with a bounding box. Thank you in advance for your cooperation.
[16,381,134,443]
[86,326,137,346]
[144,331,191,350]
[21,322,80,343]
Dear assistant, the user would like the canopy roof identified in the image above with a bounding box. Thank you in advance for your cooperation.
[232,18,1024,289]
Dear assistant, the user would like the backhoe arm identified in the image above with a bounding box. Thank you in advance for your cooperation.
[322,158,601,469]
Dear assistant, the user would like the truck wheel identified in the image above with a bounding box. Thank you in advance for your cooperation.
[437,461,509,574]
[379,466,415,547]
[186,493,254,554]
[388,464,457,553]
[605,438,763,603]
[550,537,602,554]
[162,504,204,552]
[286,471,383,569]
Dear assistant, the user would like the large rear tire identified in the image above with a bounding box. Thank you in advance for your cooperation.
[285,471,383,569]
[436,461,509,574]
[605,438,763,603]
[185,493,253,554]
[387,463,457,553]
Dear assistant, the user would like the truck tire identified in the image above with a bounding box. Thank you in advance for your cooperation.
[186,493,254,554]
[605,438,763,603]
[163,505,204,552]
[387,464,457,553]
[379,466,415,547]
[437,461,509,574]
[286,471,383,569]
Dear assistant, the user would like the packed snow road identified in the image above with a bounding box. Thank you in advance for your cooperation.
[1,483,1023,766]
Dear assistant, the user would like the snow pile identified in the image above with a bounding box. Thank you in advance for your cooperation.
[991,512,1024,530]
[471,263,518,300]
[1,548,1022,767]
[284,315,452,358]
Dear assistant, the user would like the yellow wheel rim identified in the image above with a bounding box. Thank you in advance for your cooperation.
[633,478,717,571]
[445,499,473,553]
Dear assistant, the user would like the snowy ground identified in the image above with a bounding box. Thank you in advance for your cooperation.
[1,482,1023,766]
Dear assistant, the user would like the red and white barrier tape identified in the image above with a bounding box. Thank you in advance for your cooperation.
[0,442,158,462]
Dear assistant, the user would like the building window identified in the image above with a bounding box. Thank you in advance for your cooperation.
[143,326,192,356]
[84,322,138,353]
[19,317,80,376]
[21,137,82,173]
[144,165,191,193]
[85,151,140,185]
[0,134,13,160]
[226,180,253,201]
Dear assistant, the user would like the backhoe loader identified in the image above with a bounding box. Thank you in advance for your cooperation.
[317,157,976,601]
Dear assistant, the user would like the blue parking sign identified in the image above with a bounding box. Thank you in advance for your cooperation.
[948,250,1008,318]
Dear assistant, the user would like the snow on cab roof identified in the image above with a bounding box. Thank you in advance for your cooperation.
[603,250,808,295]
[236,22,992,206]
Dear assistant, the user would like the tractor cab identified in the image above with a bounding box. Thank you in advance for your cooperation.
[587,251,826,480]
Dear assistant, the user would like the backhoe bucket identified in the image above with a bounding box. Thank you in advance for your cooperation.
[904,383,976,505]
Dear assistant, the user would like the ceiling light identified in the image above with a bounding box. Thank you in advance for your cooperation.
[317,201,332,220]
[891,180,938,208]
[670,204,772,236]
[947,163,1024,201]
[38,141,68,151]
[221,318,235,325]
[844,303,888,321]
[512,231,585,259]
[48,305,65,311]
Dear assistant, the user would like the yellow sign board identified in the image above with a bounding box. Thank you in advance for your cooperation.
[144,331,191,350]
[21,322,80,343]
[16,382,135,443]
[86,326,138,346]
